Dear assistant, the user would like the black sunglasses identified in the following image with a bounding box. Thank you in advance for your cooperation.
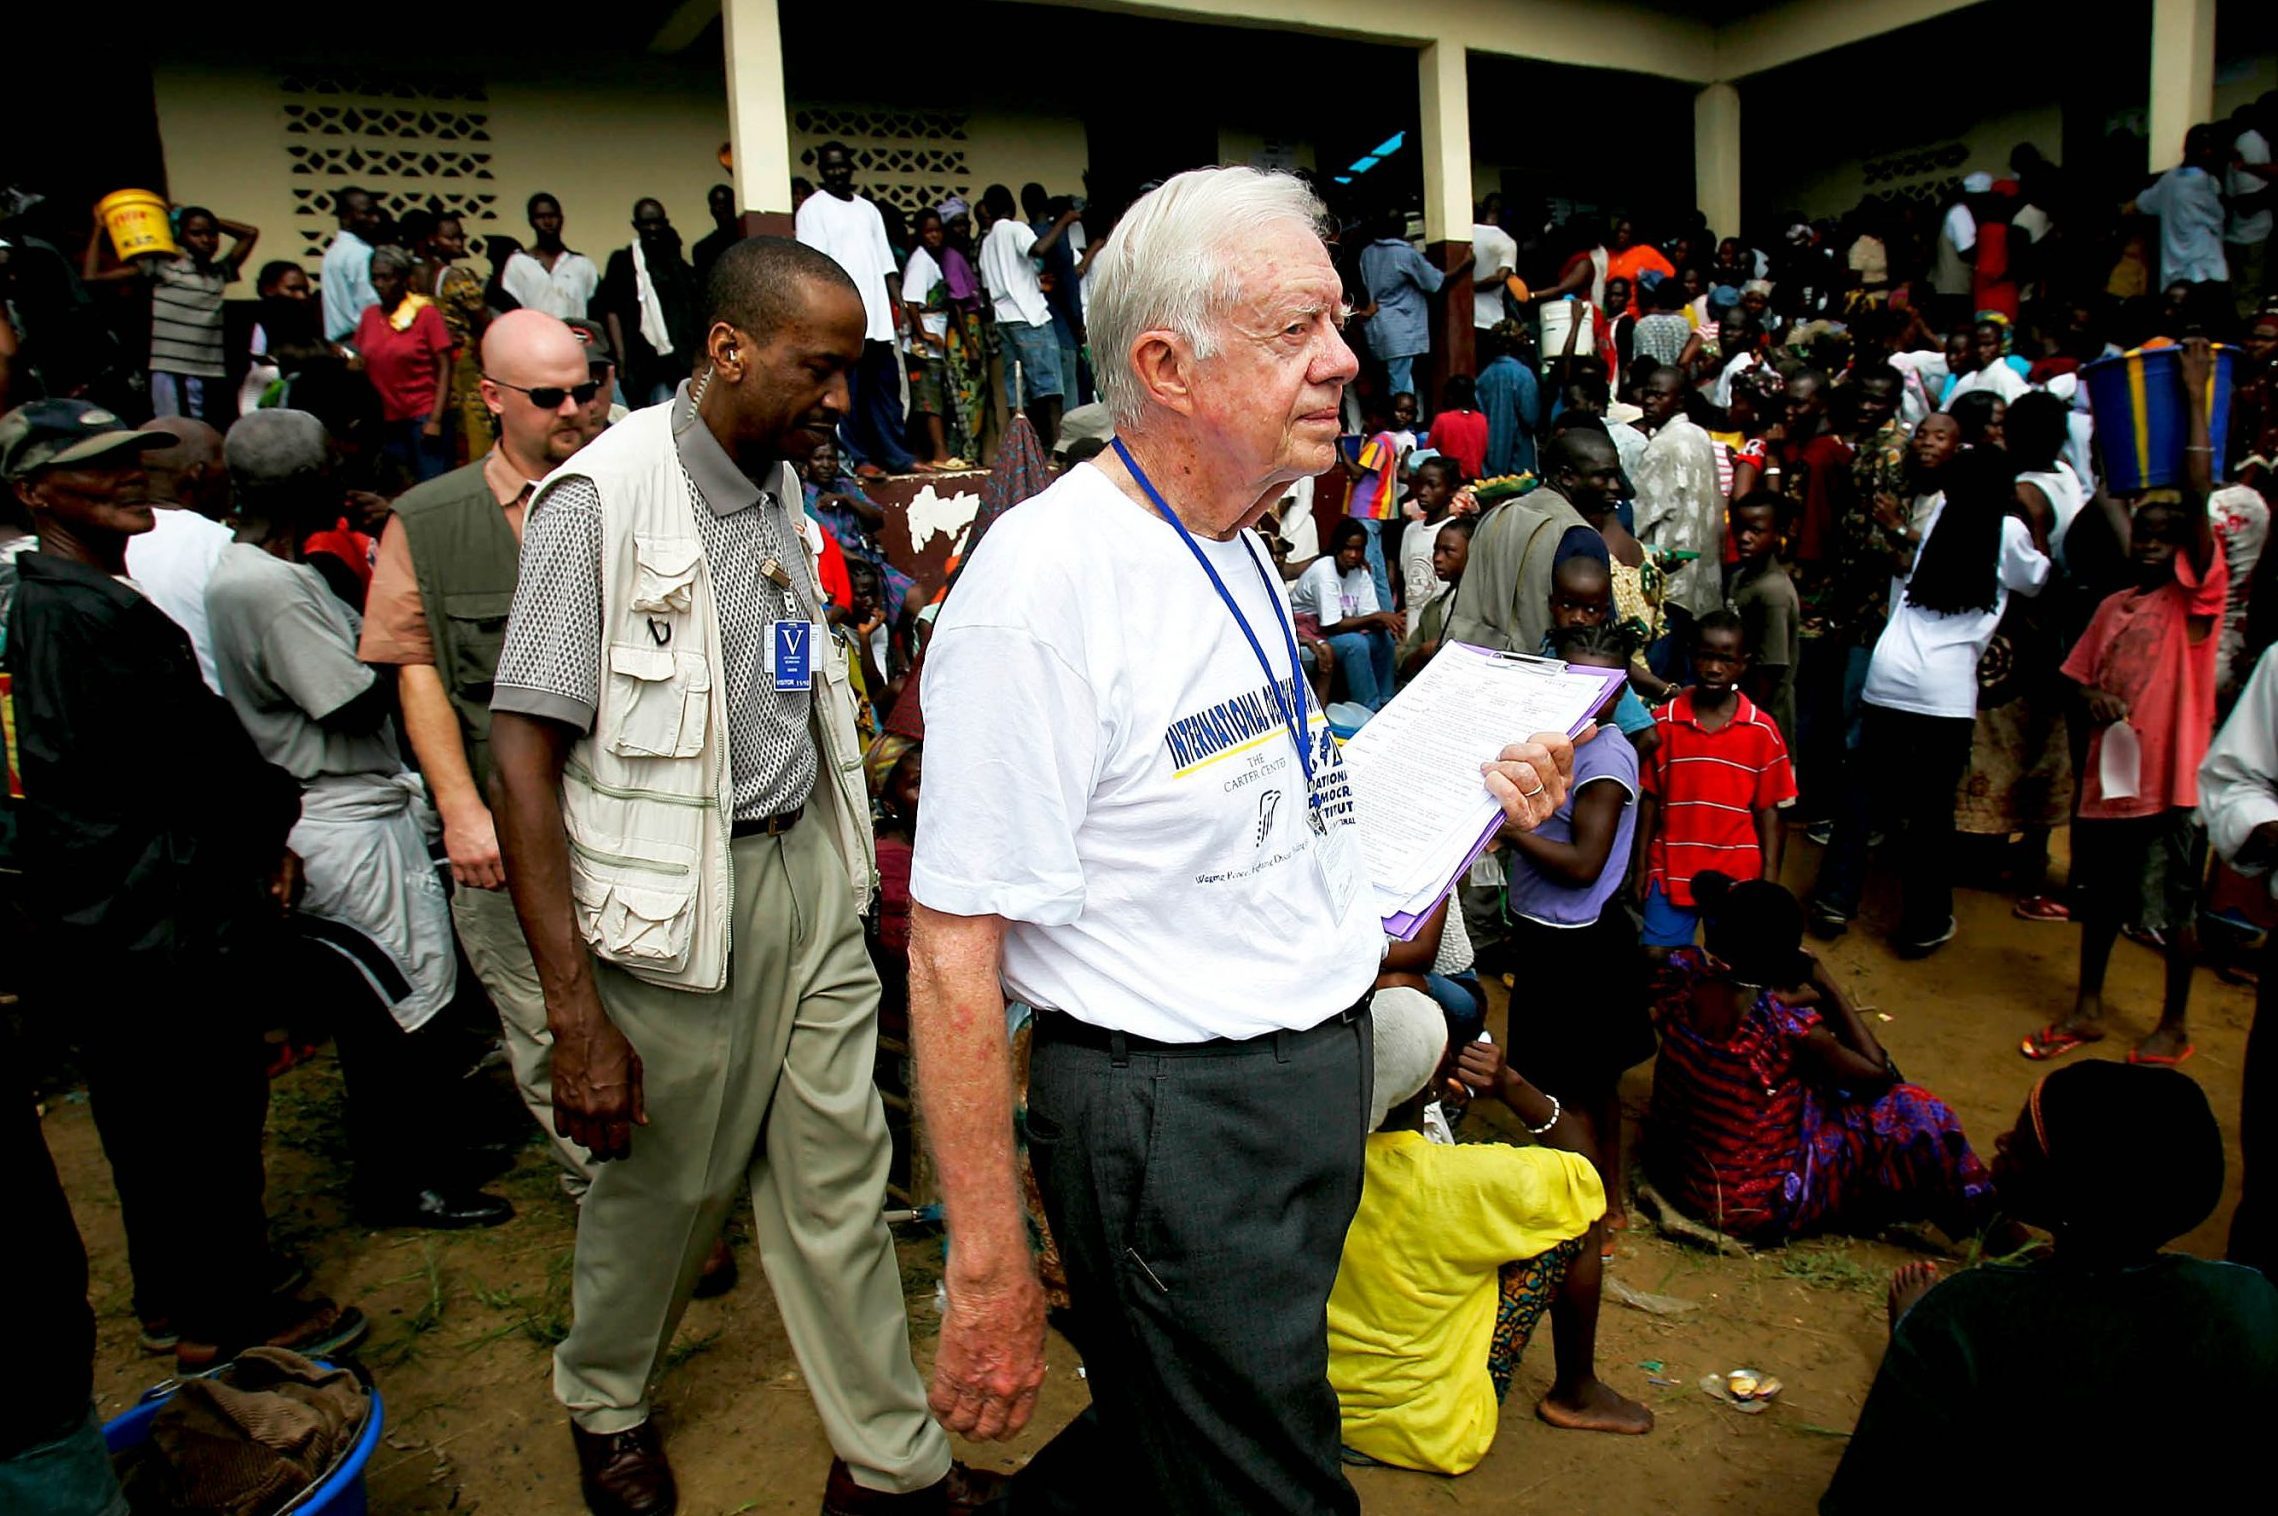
[487,377,602,409]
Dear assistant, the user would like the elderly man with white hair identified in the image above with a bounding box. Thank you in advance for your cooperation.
[910,167,1582,1513]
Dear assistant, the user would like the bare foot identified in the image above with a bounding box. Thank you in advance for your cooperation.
[1886,1260,1938,1330]
[1537,1378,1654,1435]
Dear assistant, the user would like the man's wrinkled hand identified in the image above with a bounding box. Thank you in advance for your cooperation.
[928,1257,1047,1441]
[1485,726,1587,831]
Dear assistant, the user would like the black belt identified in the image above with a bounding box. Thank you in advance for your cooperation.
[1032,998,1367,1067]
[730,805,804,838]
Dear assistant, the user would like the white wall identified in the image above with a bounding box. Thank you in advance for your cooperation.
[1759,102,2067,222]
[152,54,733,272]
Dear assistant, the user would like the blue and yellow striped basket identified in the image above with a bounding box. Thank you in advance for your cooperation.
[2083,344,2234,494]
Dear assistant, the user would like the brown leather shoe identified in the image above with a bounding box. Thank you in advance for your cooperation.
[820,1458,1009,1515]
[572,1420,679,1516]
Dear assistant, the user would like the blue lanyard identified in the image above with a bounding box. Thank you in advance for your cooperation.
[1111,438,1318,815]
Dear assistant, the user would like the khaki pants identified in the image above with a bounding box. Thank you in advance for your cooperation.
[451,883,594,1187]
[554,823,948,1493]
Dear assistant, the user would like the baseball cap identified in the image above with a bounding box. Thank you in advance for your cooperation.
[0,399,169,482]
[564,318,617,368]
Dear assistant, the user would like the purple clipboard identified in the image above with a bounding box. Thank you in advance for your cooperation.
[1376,647,1626,940]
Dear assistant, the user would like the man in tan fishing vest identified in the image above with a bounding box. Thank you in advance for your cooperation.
[357,309,601,1196]
[489,238,998,1516]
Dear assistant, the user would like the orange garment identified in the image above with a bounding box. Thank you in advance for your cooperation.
[1606,246,1676,315]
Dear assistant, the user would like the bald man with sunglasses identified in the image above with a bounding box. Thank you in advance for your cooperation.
[359,308,601,1187]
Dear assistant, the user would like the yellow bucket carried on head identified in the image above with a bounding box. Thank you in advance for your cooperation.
[96,189,177,261]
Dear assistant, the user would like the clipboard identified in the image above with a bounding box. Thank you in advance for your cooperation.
[1341,641,1626,940]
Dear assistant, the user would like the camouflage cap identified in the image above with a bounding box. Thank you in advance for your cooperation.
[0,399,169,482]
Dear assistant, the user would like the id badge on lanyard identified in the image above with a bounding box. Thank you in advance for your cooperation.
[1312,799,1363,921]
[759,555,814,692]
[1110,440,1367,922]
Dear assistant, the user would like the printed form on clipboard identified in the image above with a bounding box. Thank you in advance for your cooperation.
[1339,642,1625,939]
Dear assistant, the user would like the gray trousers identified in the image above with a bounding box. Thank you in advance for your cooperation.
[452,882,594,1187]
[1014,1006,1370,1515]
[554,824,949,1493]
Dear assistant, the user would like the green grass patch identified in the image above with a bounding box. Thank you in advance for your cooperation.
[1771,1243,1886,1297]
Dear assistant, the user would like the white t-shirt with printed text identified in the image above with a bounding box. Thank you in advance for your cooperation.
[913,464,1382,1041]
[1291,554,1382,627]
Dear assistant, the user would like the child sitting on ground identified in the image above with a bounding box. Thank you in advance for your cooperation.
[1646,871,1995,1246]
[1292,518,1406,713]
[2025,341,2228,1067]
[1502,625,1656,1233]
[1726,489,1801,756]
[1377,895,1485,1050]
[1825,1060,2277,1512]
[1633,610,1796,950]
[1326,988,1652,1477]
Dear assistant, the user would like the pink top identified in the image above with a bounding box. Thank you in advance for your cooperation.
[2061,548,2229,820]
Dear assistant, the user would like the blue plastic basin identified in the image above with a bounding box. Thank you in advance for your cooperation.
[100,1369,383,1515]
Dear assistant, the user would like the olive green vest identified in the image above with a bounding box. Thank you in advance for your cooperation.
[393,459,522,800]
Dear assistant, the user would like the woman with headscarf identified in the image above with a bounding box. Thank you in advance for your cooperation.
[1646,871,1995,1245]
[412,212,491,462]
[1324,987,1650,1476]
[352,245,454,484]
[933,197,991,460]
[1824,1061,2278,1513]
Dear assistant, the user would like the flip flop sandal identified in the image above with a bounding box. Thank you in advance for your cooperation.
[2127,1043,2196,1066]
[2021,1024,2097,1061]
[2013,896,2070,922]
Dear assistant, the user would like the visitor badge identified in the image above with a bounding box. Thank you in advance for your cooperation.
[768,620,814,691]
[1313,812,1364,922]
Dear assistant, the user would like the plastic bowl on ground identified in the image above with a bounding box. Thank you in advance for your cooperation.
[100,1367,383,1516]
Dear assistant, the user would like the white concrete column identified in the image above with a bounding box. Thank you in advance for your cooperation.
[721,0,793,219]
[2148,0,2217,170]
[1418,40,1472,246]
[1695,83,1742,242]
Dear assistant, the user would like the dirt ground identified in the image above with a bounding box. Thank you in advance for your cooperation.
[44,838,2253,1515]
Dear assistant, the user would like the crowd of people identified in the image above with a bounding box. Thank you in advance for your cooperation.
[6,103,2278,1515]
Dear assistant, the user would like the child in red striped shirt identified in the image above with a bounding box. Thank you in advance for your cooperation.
[1632,611,1797,951]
